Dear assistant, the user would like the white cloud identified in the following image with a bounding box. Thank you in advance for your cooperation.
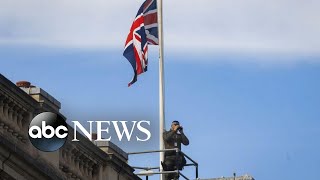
[0,0,319,56]
[0,0,136,48]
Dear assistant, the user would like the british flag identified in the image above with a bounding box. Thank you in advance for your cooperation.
[123,0,158,87]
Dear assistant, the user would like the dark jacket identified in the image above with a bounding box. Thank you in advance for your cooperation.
[163,129,189,156]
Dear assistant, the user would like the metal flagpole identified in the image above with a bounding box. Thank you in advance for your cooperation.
[157,0,165,179]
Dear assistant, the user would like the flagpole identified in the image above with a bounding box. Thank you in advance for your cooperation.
[157,0,165,179]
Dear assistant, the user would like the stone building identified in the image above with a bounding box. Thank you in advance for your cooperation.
[0,74,140,180]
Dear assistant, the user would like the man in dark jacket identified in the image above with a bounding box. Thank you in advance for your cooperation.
[162,120,189,180]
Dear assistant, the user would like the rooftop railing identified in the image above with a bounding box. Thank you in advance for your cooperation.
[128,148,199,180]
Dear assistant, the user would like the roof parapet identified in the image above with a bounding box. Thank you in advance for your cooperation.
[16,81,61,112]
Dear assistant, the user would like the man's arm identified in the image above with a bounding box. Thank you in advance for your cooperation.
[163,130,175,142]
[181,131,189,145]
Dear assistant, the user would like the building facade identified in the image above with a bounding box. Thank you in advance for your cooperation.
[0,74,140,180]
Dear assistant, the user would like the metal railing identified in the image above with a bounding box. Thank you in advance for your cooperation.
[128,148,198,180]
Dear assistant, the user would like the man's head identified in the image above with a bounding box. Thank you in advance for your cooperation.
[171,120,180,130]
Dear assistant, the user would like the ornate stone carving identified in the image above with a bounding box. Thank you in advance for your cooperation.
[0,94,31,143]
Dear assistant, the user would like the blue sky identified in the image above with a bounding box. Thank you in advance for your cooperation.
[1,0,320,179]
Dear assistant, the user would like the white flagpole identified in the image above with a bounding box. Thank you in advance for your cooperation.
[157,0,165,179]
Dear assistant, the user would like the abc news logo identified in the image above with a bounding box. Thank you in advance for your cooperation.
[28,112,151,152]
[28,112,68,152]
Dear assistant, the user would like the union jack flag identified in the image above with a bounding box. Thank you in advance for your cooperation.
[123,0,158,86]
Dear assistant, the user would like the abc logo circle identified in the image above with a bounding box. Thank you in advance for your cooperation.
[28,112,68,152]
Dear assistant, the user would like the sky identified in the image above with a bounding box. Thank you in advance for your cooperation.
[1,0,320,180]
